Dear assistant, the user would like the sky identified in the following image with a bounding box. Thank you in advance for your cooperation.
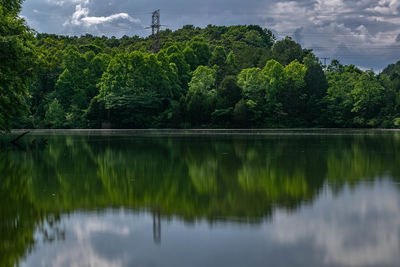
[20,0,400,71]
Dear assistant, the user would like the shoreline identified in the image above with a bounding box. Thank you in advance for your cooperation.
[7,128,400,136]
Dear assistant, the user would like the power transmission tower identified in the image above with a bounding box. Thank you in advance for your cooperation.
[321,57,330,71]
[151,9,161,53]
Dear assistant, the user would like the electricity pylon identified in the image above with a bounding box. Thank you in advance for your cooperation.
[151,10,161,53]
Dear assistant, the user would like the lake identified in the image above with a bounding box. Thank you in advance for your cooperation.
[1,129,400,267]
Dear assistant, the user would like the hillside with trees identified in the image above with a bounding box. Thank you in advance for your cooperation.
[2,1,400,129]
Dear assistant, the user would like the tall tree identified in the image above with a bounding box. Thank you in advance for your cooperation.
[272,37,303,66]
[351,71,386,127]
[278,60,307,125]
[262,59,286,124]
[45,98,65,128]
[188,38,211,67]
[210,46,227,86]
[237,68,266,125]
[185,66,216,125]
[216,76,242,109]
[0,0,35,132]
[237,67,266,105]
[325,65,362,127]
[302,54,328,125]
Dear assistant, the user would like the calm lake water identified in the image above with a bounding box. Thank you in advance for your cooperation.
[1,130,400,267]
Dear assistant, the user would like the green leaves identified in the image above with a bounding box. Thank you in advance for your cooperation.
[44,98,65,128]
[272,37,304,66]
[185,66,217,125]
[0,0,35,132]
[237,67,266,104]
[188,38,211,67]
[217,76,241,109]
[188,65,216,93]
[4,21,400,130]
[325,65,391,127]
[104,89,164,128]
[284,60,307,88]
[263,59,285,104]
[351,72,385,127]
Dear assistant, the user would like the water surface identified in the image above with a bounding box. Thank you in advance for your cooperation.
[1,130,400,267]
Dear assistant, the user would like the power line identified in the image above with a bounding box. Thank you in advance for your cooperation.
[277,33,400,37]
[309,46,400,49]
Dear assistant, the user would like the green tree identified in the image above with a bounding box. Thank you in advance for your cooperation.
[225,51,238,75]
[278,60,307,125]
[217,76,242,109]
[237,68,266,105]
[187,65,216,93]
[188,38,211,66]
[351,71,386,127]
[380,60,400,126]
[210,46,228,86]
[96,51,183,128]
[262,59,286,124]
[183,46,199,71]
[55,48,88,110]
[28,40,64,127]
[244,30,264,47]
[212,76,242,127]
[0,0,35,132]
[263,59,285,108]
[233,99,248,127]
[185,66,216,125]
[237,67,267,125]
[210,46,227,67]
[302,54,328,125]
[325,65,362,127]
[167,48,191,91]
[272,37,303,66]
[45,98,65,128]
[381,60,400,92]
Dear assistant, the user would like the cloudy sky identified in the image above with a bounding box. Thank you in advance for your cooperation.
[21,0,400,70]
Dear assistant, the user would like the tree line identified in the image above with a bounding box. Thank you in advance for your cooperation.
[2,1,400,130]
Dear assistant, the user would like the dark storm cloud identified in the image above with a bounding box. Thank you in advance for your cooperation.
[21,0,400,70]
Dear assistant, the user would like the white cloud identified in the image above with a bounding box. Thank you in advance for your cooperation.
[67,4,89,25]
[63,1,141,28]
[314,0,349,14]
[81,13,140,26]
[367,0,400,15]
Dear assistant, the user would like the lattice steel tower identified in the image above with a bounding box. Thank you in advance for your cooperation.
[151,10,161,53]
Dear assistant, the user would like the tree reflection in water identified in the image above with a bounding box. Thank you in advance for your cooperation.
[1,131,400,266]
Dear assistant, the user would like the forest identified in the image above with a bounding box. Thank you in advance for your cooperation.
[2,0,400,130]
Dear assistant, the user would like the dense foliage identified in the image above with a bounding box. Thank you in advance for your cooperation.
[0,0,35,132]
[2,2,400,128]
